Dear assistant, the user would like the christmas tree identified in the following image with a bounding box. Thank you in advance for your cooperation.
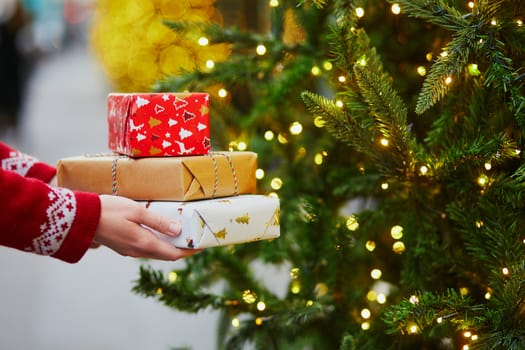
[127,0,525,348]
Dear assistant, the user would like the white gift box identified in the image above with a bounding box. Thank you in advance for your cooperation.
[142,195,280,249]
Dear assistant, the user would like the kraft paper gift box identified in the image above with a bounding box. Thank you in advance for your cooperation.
[142,195,280,249]
[107,92,211,157]
[56,152,257,201]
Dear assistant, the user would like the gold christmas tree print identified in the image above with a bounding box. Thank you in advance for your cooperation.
[214,228,227,240]
[148,146,162,155]
[148,116,162,128]
[235,213,250,224]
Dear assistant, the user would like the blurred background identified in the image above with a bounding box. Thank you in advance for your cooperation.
[0,0,219,349]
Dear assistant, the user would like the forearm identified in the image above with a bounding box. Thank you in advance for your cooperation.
[0,168,101,263]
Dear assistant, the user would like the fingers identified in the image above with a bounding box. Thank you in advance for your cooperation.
[137,230,199,260]
[90,242,101,249]
[139,207,182,237]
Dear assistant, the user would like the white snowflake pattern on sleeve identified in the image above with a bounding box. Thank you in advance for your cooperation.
[1,150,37,177]
[25,186,77,256]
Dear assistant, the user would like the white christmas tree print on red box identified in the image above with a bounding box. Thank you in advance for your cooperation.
[107,92,211,157]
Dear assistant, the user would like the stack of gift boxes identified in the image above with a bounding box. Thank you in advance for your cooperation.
[56,92,280,249]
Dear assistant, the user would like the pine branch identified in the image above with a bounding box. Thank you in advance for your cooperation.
[328,24,387,83]
[383,289,484,335]
[473,263,525,350]
[415,29,474,114]
[433,133,519,177]
[386,0,469,31]
[352,64,414,163]
[132,265,225,313]
[301,90,375,155]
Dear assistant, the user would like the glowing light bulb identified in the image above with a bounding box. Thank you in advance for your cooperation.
[290,280,301,294]
[420,165,429,175]
[426,53,433,61]
[361,308,371,319]
[168,271,178,283]
[277,133,288,144]
[391,225,403,239]
[311,65,321,76]
[314,153,323,165]
[502,267,510,275]
[306,300,313,306]
[205,60,215,69]
[255,168,265,179]
[392,241,406,254]
[468,1,474,9]
[367,290,377,301]
[408,323,419,334]
[156,288,163,295]
[417,66,426,76]
[391,3,401,14]
[484,162,492,170]
[257,301,266,311]
[445,76,453,85]
[485,292,492,299]
[381,182,389,190]
[377,293,386,304]
[361,321,371,330]
[517,19,523,26]
[468,63,480,76]
[355,7,365,18]
[269,0,279,7]
[256,44,267,55]
[264,130,274,140]
[471,335,478,341]
[231,317,240,327]
[380,138,389,146]
[335,100,344,108]
[242,290,257,304]
[409,295,419,304]
[271,177,283,190]
[437,317,443,323]
[491,19,497,26]
[463,331,472,338]
[255,317,263,325]
[370,269,382,280]
[440,51,448,57]
[460,287,469,296]
[237,141,247,151]
[346,215,359,231]
[477,174,489,186]
[314,116,325,127]
[197,37,209,47]
[462,345,469,350]
[338,75,346,83]
[475,220,484,228]
[323,61,333,70]
[289,121,303,135]
[218,88,228,98]
[365,240,376,251]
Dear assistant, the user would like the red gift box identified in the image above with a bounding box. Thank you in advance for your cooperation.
[107,92,211,157]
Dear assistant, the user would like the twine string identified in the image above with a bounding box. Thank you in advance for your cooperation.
[208,152,239,197]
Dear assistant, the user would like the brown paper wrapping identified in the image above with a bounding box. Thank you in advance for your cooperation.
[56,152,257,201]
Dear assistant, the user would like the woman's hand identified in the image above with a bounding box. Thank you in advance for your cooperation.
[94,195,198,260]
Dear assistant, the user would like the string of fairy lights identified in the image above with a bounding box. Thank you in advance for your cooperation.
[112,1,525,347]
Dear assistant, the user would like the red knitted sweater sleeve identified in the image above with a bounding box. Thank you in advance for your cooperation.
[0,142,101,263]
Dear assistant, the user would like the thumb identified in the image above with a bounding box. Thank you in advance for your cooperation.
[141,209,182,237]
